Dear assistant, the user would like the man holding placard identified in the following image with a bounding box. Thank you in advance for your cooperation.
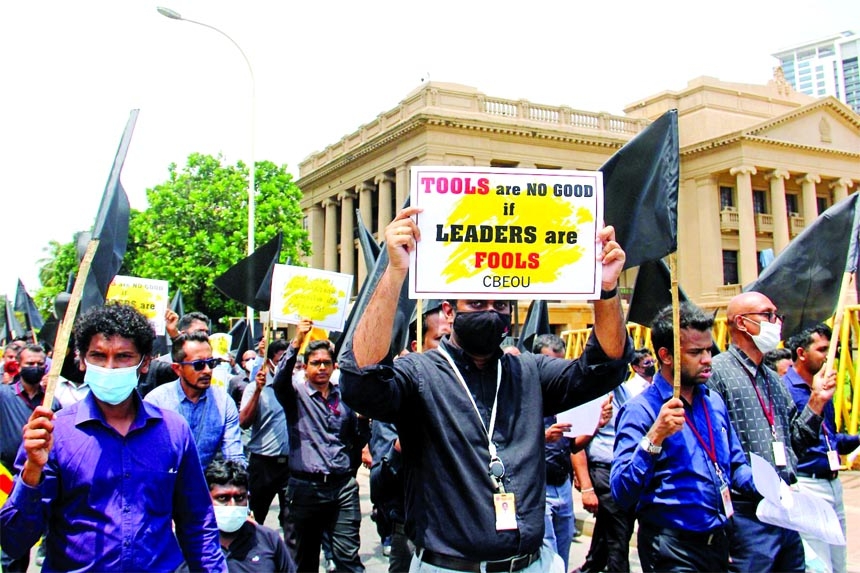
[340,207,632,573]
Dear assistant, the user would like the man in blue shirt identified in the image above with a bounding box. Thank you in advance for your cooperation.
[612,302,757,572]
[0,303,225,572]
[784,324,857,573]
[146,331,246,470]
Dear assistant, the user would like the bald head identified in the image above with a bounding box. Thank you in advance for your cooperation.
[726,291,781,364]
[726,292,776,327]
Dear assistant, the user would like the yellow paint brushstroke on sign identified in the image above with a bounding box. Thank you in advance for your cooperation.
[281,275,345,322]
[440,187,589,285]
[106,282,159,319]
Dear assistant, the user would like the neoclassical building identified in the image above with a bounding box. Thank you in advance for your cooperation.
[296,76,860,331]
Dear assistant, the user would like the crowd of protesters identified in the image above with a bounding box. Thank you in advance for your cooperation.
[0,207,854,573]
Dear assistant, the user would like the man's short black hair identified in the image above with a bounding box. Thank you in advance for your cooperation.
[763,348,792,371]
[74,303,155,358]
[204,459,249,490]
[785,324,832,362]
[532,334,565,355]
[303,339,334,363]
[631,347,653,367]
[171,331,211,363]
[178,311,210,332]
[16,344,46,362]
[651,303,714,358]
[267,338,289,361]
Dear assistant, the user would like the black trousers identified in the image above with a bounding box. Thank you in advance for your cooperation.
[637,523,729,573]
[578,464,635,573]
[248,453,292,538]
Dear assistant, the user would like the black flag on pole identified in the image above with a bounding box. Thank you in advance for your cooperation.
[4,298,24,342]
[746,193,860,339]
[601,110,679,269]
[356,209,380,274]
[516,300,551,353]
[15,279,44,332]
[79,110,137,314]
[627,259,689,327]
[213,233,283,311]
[170,288,186,318]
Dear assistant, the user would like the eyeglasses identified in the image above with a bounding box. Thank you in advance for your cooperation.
[308,360,333,368]
[179,358,223,371]
[638,359,655,367]
[212,492,248,504]
[740,311,784,324]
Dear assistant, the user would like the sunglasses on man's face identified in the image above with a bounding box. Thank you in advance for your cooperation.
[179,358,223,371]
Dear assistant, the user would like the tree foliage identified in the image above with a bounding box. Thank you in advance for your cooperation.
[35,153,310,328]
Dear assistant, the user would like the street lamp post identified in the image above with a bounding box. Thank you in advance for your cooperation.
[157,6,256,334]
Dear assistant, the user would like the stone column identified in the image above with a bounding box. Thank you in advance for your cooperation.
[356,182,375,287]
[307,203,325,269]
[395,165,409,210]
[766,169,791,254]
[829,178,854,203]
[695,175,722,301]
[339,191,356,278]
[797,173,821,224]
[376,174,395,232]
[730,165,758,286]
[323,198,338,272]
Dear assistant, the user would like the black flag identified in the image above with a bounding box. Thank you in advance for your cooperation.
[746,193,860,339]
[516,300,551,353]
[3,298,24,342]
[627,259,689,327]
[601,110,679,269]
[15,279,44,332]
[79,110,137,314]
[336,199,415,361]
[170,288,186,318]
[356,209,380,273]
[213,233,283,311]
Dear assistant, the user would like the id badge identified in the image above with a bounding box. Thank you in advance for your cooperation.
[772,441,787,467]
[828,449,841,471]
[720,484,734,518]
[493,492,518,531]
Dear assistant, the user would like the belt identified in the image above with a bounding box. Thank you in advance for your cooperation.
[641,524,727,546]
[290,470,351,484]
[420,548,541,573]
[249,453,288,463]
[589,461,611,470]
[798,470,838,481]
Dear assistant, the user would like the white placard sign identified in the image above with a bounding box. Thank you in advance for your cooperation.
[409,166,603,300]
[106,275,169,334]
[270,264,353,331]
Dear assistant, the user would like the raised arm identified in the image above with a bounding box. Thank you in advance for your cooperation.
[592,225,627,360]
[353,207,421,368]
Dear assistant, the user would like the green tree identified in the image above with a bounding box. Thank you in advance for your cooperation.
[35,153,310,328]
[125,153,310,326]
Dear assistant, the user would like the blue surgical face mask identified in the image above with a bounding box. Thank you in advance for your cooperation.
[84,360,142,405]
[213,504,249,533]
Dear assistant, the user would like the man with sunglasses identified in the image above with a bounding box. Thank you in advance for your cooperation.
[146,331,246,470]
[708,291,836,573]
[0,304,225,572]
[625,348,656,396]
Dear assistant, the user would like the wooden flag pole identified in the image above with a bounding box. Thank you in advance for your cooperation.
[416,299,424,354]
[260,311,271,374]
[669,252,681,398]
[43,239,100,407]
[824,271,854,376]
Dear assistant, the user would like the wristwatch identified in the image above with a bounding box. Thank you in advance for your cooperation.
[640,437,662,455]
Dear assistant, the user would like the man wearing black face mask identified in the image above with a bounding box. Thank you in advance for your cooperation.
[339,207,633,573]
[626,348,656,396]
[0,344,59,573]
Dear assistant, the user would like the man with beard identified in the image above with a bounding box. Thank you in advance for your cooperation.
[145,331,246,470]
[708,291,835,573]
[611,302,757,572]
[339,207,632,573]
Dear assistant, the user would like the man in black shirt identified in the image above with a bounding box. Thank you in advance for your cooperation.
[340,207,632,572]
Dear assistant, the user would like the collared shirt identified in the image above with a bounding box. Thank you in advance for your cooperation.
[0,381,59,472]
[145,381,245,469]
[272,347,366,474]
[708,346,822,492]
[221,521,296,573]
[624,372,652,397]
[0,391,226,572]
[544,416,573,485]
[783,366,860,475]
[54,377,90,409]
[611,373,756,532]
[585,383,630,464]
[369,419,405,523]
[338,333,632,561]
[240,379,290,457]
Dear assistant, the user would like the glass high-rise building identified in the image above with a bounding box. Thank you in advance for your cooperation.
[773,30,860,113]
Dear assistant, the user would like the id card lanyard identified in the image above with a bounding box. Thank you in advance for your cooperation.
[684,393,734,518]
[734,356,787,466]
[437,347,505,492]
